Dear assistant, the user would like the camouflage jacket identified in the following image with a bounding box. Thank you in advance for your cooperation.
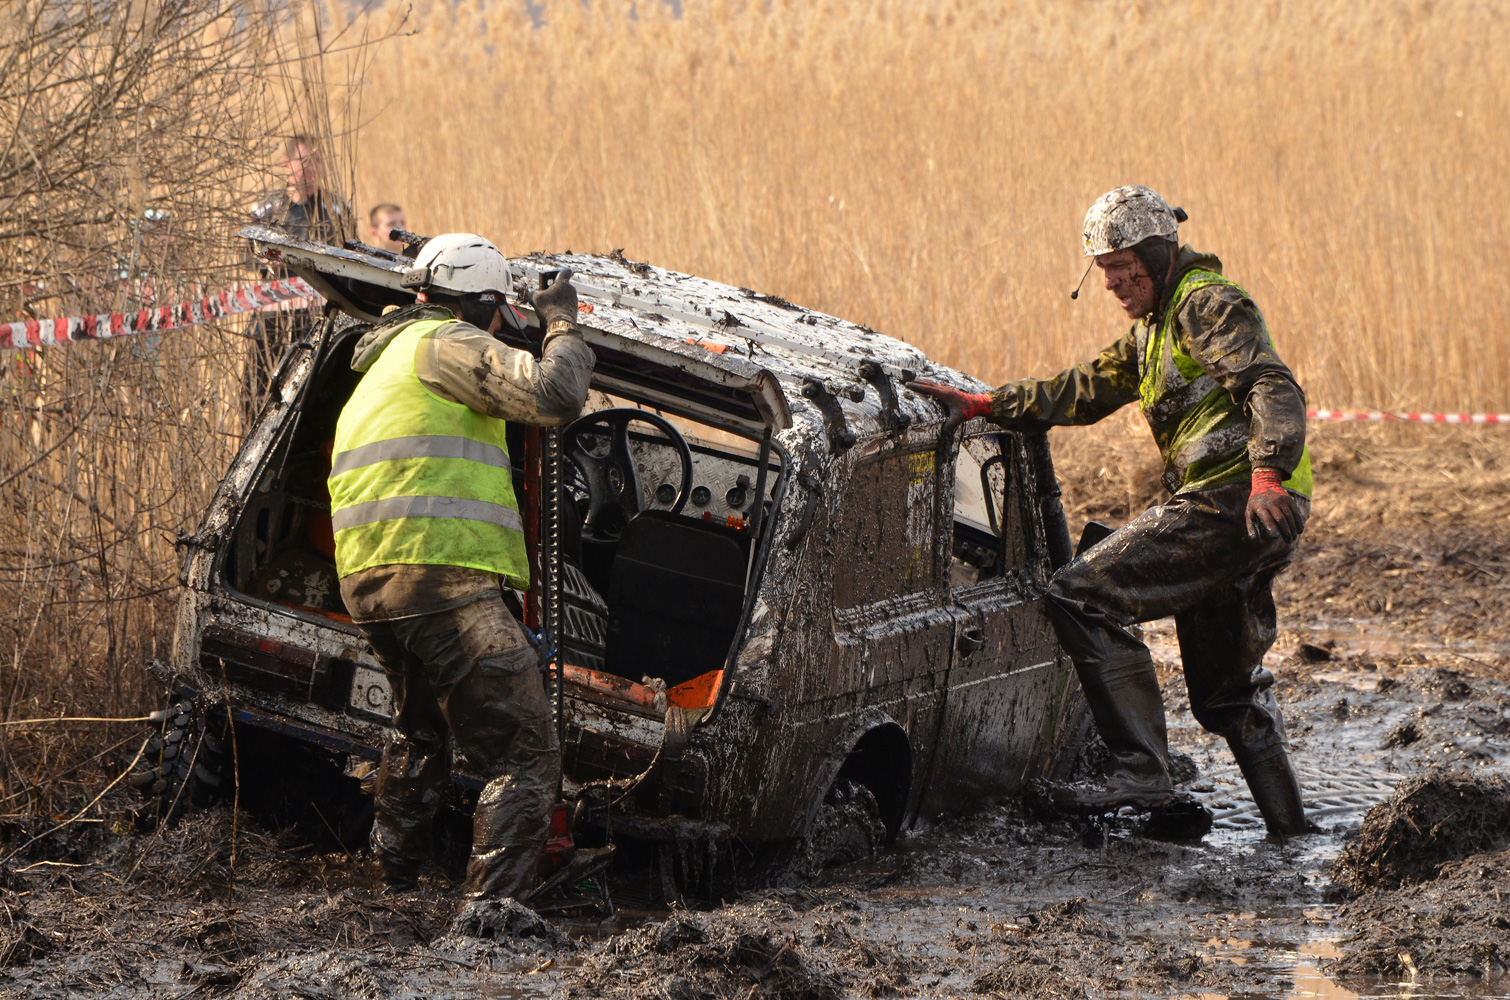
[988,246,1307,491]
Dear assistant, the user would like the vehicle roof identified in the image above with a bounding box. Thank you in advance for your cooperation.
[240,226,987,441]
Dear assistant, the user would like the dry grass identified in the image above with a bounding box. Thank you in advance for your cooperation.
[0,0,377,814]
[346,0,1510,413]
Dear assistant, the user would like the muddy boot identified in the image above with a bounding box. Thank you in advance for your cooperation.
[370,734,449,889]
[1042,581,1174,806]
[1046,651,1174,811]
[1049,771,1175,812]
[463,757,559,900]
[1228,734,1314,837]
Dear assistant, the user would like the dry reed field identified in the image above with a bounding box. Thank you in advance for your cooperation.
[1,0,1507,815]
[350,0,1510,412]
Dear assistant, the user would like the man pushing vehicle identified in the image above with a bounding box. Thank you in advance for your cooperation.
[326,233,594,897]
[910,186,1314,837]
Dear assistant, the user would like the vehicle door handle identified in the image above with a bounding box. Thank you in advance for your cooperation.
[957,627,987,656]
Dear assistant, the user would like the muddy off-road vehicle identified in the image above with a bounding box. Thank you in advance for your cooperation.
[145,226,1089,887]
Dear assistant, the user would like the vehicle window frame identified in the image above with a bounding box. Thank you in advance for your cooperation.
[830,446,947,613]
[949,429,1049,598]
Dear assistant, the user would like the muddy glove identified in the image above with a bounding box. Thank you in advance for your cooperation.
[907,379,992,430]
[1246,467,1308,543]
[530,268,579,331]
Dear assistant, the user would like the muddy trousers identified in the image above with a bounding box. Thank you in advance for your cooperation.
[357,594,561,899]
[1044,482,1310,834]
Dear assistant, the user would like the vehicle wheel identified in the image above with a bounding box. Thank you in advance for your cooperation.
[1049,695,1102,783]
[129,697,232,827]
[799,779,887,873]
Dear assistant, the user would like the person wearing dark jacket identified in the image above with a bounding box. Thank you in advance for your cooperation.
[247,135,352,388]
[250,134,349,245]
[910,186,1314,836]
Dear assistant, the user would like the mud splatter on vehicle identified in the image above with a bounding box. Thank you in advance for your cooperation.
[144,228,1092,892]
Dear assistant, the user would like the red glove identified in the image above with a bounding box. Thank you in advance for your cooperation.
[1246,467,1308,543]
[907,379,992,429]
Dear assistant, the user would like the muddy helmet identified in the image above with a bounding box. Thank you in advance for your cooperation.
[403,232,512,296]
[1081,186,1188,257]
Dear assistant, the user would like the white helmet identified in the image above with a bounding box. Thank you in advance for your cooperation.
[1081,186,1186,257]
[403,233,512,295]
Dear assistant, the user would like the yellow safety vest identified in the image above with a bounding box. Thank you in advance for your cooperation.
[328,318,530,588]
[1139,270,1313,497]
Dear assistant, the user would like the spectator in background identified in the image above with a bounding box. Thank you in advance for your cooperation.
[367,203,408,254]
[248,134,350,394]
[251,134,348,245]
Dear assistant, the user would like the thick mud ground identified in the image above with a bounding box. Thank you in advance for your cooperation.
[2,425,1508,999]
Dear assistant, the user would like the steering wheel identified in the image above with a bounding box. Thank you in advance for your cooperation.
[562,408,694,538]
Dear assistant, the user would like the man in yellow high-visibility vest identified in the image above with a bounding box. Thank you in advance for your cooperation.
[328,233,594,899]
[911,187,1314,837]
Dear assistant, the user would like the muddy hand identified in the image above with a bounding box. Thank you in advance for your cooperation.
[530,268,578,329]
[907,379,992,431]
[1246,467,1307,543]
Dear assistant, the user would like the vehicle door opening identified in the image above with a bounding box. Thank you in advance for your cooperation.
[212,322,785,748]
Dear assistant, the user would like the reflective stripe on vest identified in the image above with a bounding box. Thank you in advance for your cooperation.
[329,435,509,477]
[1138,270,1313,498]
[330,495,524,534]
[328,318,531,587]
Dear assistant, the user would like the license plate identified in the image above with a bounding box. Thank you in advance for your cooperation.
[348,664,393,721]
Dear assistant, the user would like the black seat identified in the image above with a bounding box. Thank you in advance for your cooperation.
[604,511,751,687]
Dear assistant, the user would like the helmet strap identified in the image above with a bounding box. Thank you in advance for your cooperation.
[1132,237,1178,304]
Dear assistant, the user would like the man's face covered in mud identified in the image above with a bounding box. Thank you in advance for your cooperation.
[1095,242,1169,319]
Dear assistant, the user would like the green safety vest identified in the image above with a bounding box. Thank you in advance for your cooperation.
[1139,270,1313,497]
[328,318,530,588]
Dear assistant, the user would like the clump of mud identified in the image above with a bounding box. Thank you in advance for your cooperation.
[569,899,916,999]
[0,808,479,997]
[1331,848,1510,980]
[952,897,1243,999]
[218,952,399,999]
[1410,667,1476,701]
[0,882,53,968]
[1331,768,1510,894]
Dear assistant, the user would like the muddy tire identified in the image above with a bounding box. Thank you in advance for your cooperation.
[800,780,887,873]
[1049,695,1103,783]
[130,698,231,827]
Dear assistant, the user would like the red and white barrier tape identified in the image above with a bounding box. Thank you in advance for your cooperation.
[5,291,1509,428]
[1308,409,1510,425]
[3,277,321,351]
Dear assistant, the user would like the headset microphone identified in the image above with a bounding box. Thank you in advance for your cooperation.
[1069,260,1094,300]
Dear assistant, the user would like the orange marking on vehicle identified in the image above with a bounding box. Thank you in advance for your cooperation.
[667,670,723,709]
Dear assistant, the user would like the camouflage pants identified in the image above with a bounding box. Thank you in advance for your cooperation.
[1044,481,1307,781]
[358,593,560,899]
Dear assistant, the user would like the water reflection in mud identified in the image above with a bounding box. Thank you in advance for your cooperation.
[1183,909,1510,1000]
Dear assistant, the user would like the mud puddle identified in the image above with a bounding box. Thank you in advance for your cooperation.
[1184,910,1510,999]
[555,618,1510,999]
